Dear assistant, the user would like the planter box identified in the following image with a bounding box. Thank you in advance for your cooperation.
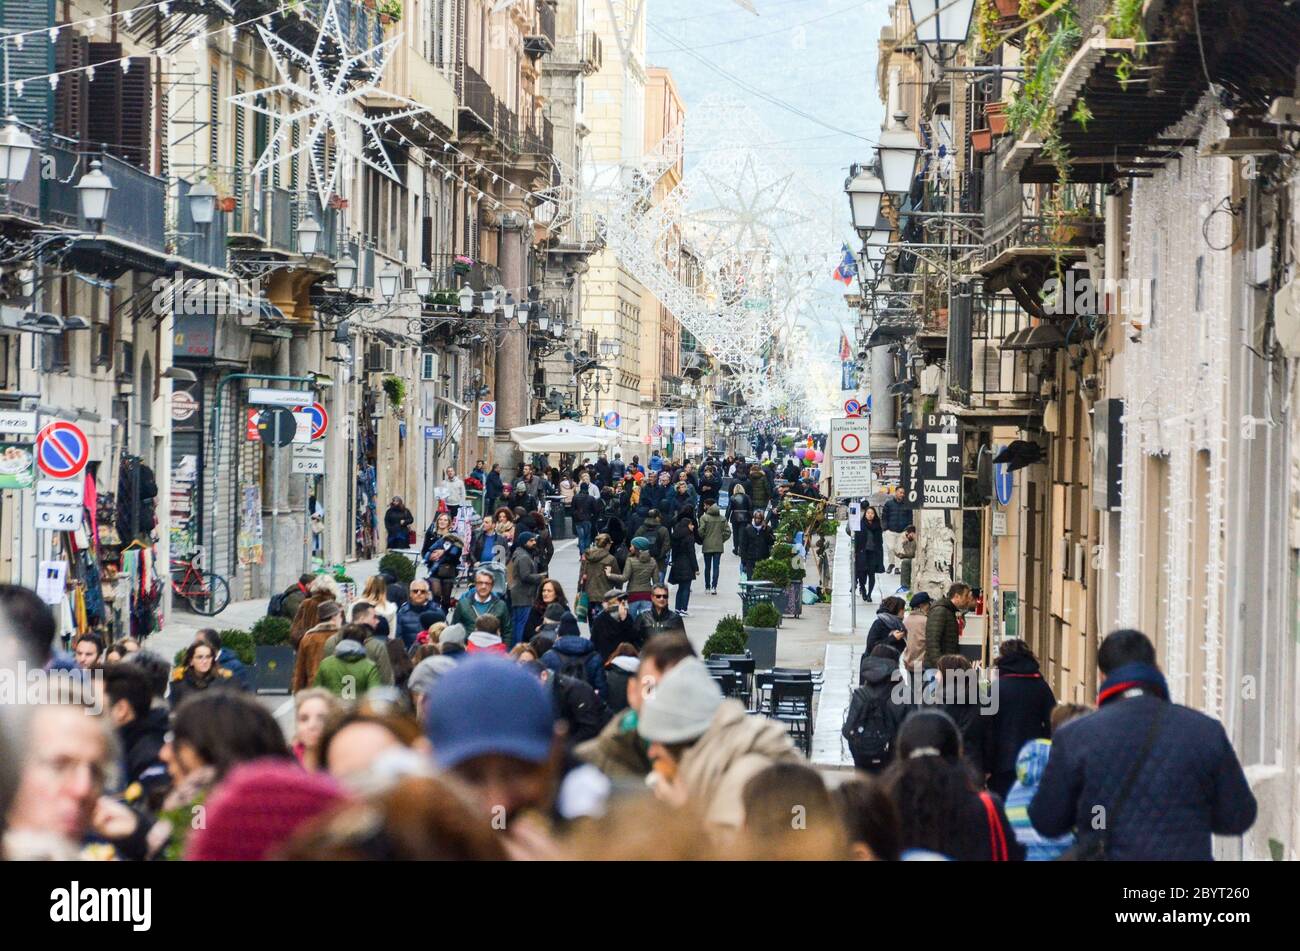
[744,626,778,670]
[994,0,1021,17]
[254,645,295,694]
[986,101,1009,136]
[971,128,993,153]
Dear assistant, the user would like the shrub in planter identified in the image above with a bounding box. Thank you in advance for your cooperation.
[752,558,791,589]
[378,551,417,585]
[250,615,291,647]
[217,630,255,666]
[703,615,748,658]
[743,601,781,629]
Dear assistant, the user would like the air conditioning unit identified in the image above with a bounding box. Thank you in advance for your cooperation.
[421,351,437,380]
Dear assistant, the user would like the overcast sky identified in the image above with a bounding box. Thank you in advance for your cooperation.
[646,0,890,351]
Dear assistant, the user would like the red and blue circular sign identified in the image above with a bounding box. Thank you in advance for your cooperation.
[603,411,620,429]
[36,420,90,479]
[292,402,329,440]
[844,398,862,417]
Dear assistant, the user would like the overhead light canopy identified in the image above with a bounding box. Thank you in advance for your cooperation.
[877,113,924,194]
[907,0,976,48]
[845,167,885,234]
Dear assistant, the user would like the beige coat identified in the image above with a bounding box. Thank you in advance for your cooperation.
[676,700,801,829]
[903,610,928,670]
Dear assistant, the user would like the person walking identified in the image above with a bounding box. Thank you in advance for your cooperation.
[851,505,885,602]
[383,497,414,550]
[438,466,468,520]
[668,509,701,617]
[1028,629,1257,860]
[581,533,620,610]
[842,644,911,774]
[507,532,546,647]
[698,503,731,595]
[606,537,658,618]
[738,510,774,579]
[727,484,752,555]
[484,463,503,514]
[923,583,973,670]
[864,596,908,656]
[901,591,932,674]
[985,639,1057,798]
[879,486,911,574]
[572,474,603,554]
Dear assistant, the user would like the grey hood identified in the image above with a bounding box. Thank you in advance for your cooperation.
[334,638,367,660]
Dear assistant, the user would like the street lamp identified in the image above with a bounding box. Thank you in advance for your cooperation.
[845,166,884,235]
[877,112,924,195]
[296,212,322,255]
[907,0,976,49]
[0,118,36,183]
[599,338,620,360]
[378,261,400,300]
[537,308,550,332]
[458,285,474,313]
[483,287,499,315]
[551,318,564,338]
[501,292,517,323]
[75,159,115,222]
[413,266,434,297]
[335,253,357,291]
[187,177,217,225]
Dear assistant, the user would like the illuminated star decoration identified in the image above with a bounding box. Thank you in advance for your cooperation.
[228,0,429,207]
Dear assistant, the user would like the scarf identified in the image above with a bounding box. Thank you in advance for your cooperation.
[1097,662,1169,707]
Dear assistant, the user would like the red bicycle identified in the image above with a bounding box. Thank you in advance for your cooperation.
[170,552,231,616]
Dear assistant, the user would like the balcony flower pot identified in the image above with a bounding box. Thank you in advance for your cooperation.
[743,625,778,670]
[971,128,994,154]
[986,101,1009,136]
[218,196,237,213]
[994,0,1021,16]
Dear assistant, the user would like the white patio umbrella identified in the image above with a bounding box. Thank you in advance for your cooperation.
[509,420,618,445]
[511,432,607,453]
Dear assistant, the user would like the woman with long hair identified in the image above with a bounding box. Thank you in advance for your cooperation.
[168,641,235,709]
[292,688,343,771]
[883,710,1023,861]
[422,511,464,608]
[527,578,569,642]
[355,574,397,631]
[851,503,886,602]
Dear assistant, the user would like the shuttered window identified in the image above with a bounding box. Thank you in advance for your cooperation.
[209,67,220,167]
[2,0,55,131]
[233,82,245,211]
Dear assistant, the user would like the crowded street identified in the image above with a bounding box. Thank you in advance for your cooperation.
[0,0,1295,929]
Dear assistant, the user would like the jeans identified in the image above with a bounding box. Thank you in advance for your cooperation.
[675,579,692,613]
[703,552,722,590]
[511,606,532,647]
[575,520,593,552]
[628,600,651,619]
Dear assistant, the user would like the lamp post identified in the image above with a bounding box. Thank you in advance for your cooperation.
[413,266,434,298]
[458,285,475,314]
[378,262,400,300]
[187,177,217,225]
[296,212,322,255]
[907,0,976,53]
[845,166,885,237]
[877,112,924,195]
[0,117,36,184]
[335,253,357,291]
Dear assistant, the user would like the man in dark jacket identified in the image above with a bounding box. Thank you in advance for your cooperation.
[640,510,671,581]
[279,574,314,620]
[591,590,640,659]
[594,454,611,488]
[923,582,972,670]
[540,614,608,697]
[394,579,445,650]
[737,510,775,577]
[484,463,504,513]
[879,486,912,574]
[633,585,686,641]
[104,662,170,795]
[1029,629,1257,860]
[384,496,414,549]
[987,639,1057,798]
[532,662,610,745]
[572,481,603,553]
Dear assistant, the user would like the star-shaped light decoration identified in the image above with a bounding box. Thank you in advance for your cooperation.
[229,0,430,207]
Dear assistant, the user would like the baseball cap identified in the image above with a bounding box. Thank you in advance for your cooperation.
[424,655,555,770]
[909,591,933,609]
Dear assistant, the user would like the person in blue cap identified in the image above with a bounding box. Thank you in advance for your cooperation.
[424,655,562,855]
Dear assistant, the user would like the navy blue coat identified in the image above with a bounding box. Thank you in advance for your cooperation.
[394,600,444,649]
[542,634,608,697]
[986,653,1056,796]
[1028,692,1256,860]
[880,497,912,533]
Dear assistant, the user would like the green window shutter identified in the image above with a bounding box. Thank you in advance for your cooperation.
[2,0,55,131]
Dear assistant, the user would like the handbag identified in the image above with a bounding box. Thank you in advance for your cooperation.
[979,792,1010,861]
[575,591,590,623]
[1059,703,1166,861]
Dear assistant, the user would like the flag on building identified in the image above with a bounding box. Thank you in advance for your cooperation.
[839,331,852,362]
[833,243,857,285]
[840,330,858,390]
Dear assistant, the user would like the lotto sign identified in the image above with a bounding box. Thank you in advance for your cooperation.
[478,401,496,436]
[35,421,90,479]
[901,414,961,509]
[828,416,872,498]
[292,402,330,440]
[843,398,862,418]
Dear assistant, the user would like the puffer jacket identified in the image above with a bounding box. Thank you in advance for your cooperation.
[675,700,802,829]
[541,634,608,696]
[667,516,700,585]
[698,505,731,553]
[1005,739,1075,861]
[582,545,620,602]
[1029,691,1257,860]
[727,489,753,527]
[746,469,770,508]
[322,630,394,685]
[923,597,962,669]
[987,653,1057,797]
[608,549,658,595]
[507,546,545,608]
[312,639,381,696]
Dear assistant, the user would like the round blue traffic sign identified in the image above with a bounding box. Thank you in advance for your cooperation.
[36,421,90,479]
[292,402,329,440]
[994,447,1014,506]
[844,398,861,417]
[603,411,621,429]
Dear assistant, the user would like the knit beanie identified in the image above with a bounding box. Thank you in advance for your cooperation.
[631,536,652,551]
[637,657,724,745]
[439,623,468,647]
[185,759,348,861]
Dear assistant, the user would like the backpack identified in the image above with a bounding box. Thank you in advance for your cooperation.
[267,591,287,618]
[557,648,596,688]
[842,687,895,769]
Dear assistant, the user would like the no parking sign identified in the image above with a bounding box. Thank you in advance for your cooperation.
[35,421,89,480]
[292,402,330,440]
[478,400,496,436]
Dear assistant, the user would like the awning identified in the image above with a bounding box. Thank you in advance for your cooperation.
[1000,323,1069,352]
[510,421,618,445]
[512,432,607,453]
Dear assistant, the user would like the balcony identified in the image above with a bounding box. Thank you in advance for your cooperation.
[525,2,557,57]
[176,179,230,272]
[579,31,603,75]
[458,66,497,135]
[945,282,1040,419]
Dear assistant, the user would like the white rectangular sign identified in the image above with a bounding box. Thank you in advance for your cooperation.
[293,442,325,459]
[0,410,38,434]
[35,479,85,506]
[248,387,313,407]
[34,504,82,531]
[992,509,1008,536]
[829,416,873,498]
[922,479,961,508]
[657,410,680,428]
[292,411,313,444]
[292,456,325,475]
[477,401,496,436]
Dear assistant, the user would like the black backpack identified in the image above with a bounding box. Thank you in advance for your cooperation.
[267,591,287,618]
[842,687,895,769]
[557,649,596,688]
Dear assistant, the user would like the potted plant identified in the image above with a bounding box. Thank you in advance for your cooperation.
[986,100,1009,136]
[218,196,237,213]
[377,0,402,23]
[703,614,748,659]
[994,0,1020,17]
[453,254,473,274]
[743,601,781,670]
[250,615,293,694]
[971,127,994,153]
